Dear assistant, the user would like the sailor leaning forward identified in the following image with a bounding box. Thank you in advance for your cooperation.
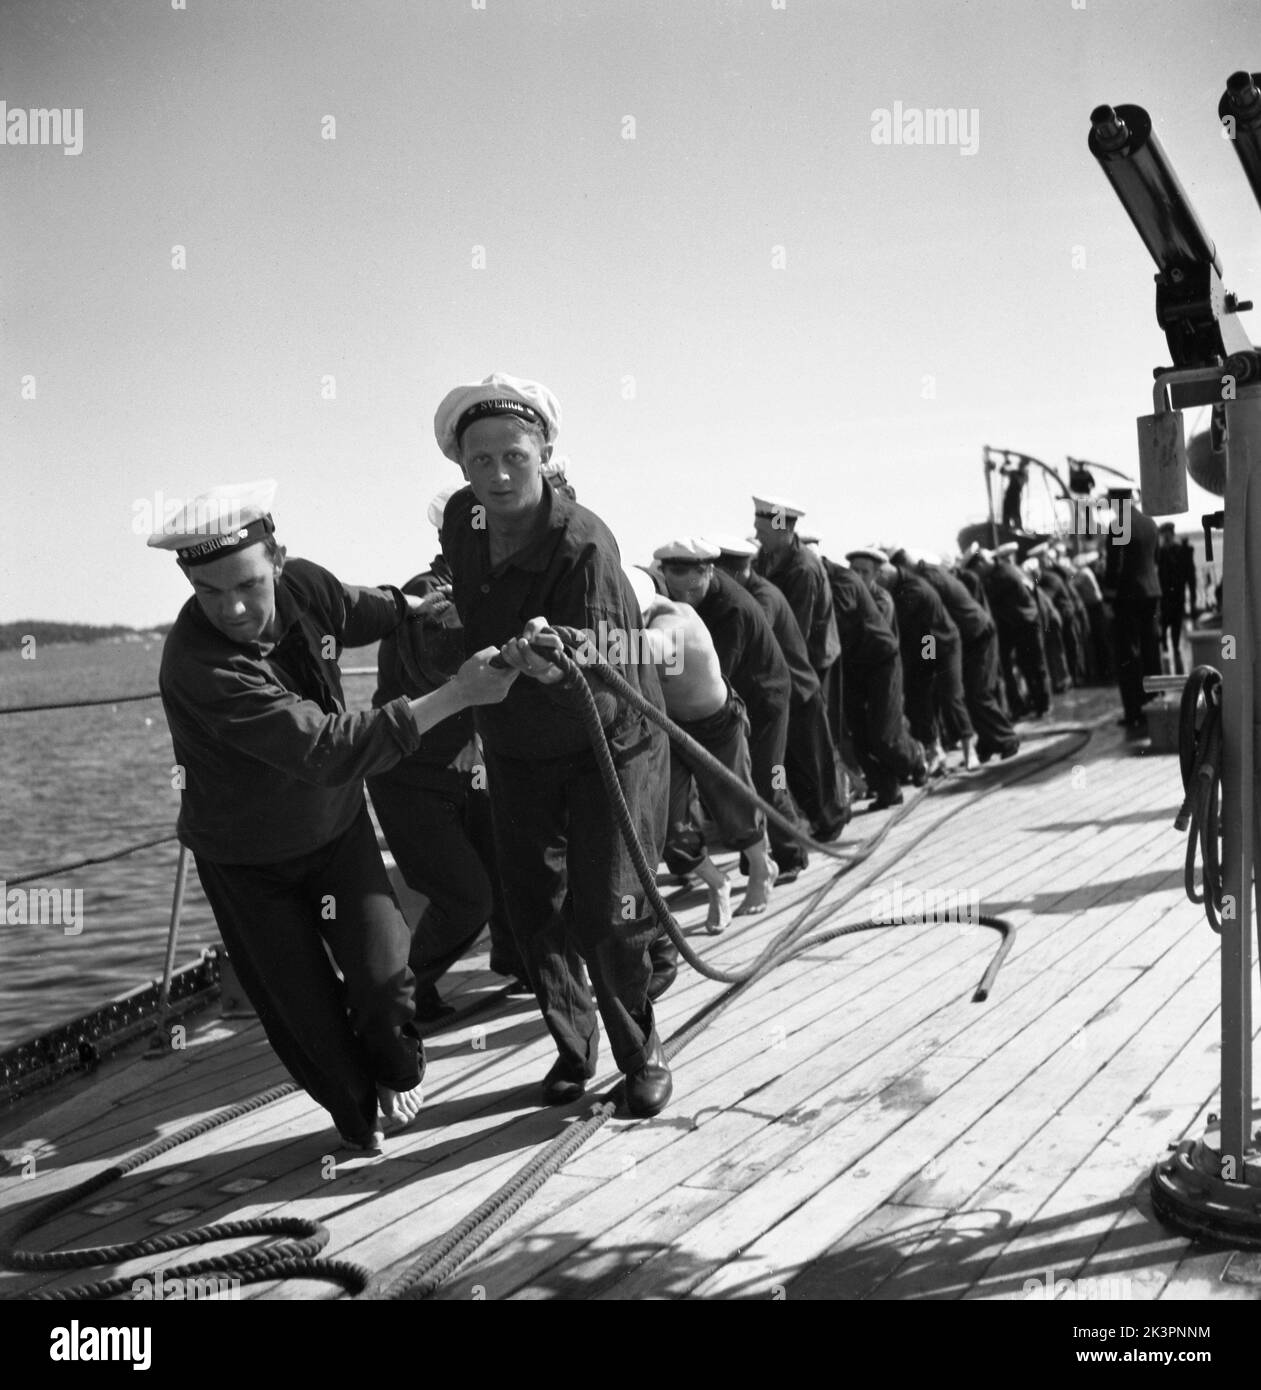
[150,481,516,1149]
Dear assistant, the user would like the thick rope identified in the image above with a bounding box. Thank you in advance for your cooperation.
[3,637,1093,1302]
[0,985,525,1301]
[370,653,1094,1300]
[0,1082,376,1300]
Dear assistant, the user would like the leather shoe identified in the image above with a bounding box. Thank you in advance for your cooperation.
[541,1056,592,1105]
[810,807,851,842]
[910,748,929,787]
[624,1037,673,1118]
[413,983,457,1023]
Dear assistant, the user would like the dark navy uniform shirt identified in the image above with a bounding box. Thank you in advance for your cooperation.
[441,480,664,762]
[884,565,961,663]
[754,535,841,673]
[822,559,899,668]
[693,568,791,729]
[1104,505,1161,601]
[916,562,993,645]
[741,570,819,705]
[160,557,421,865]
[372,555,471,769]
[985,559,1040,628]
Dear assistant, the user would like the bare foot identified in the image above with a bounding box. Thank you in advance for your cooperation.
[706,878,733,933]
[377,1080,425,1132]
[737,834,774,916]
[736,872,772,917]
[961,739,980,771]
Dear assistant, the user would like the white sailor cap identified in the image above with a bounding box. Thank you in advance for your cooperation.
[623,564,658,615]
[752,494,806,521]
[145,480,278,565]
[705,532,760,558]
[433,372,561,463]
[1026,541,1050,560]
[993,541,1020,559]
[798,533,821,547]
[427,483,463,532]
[1073,550,1100,567]
[845,546,889,565]
[653,537,722,563]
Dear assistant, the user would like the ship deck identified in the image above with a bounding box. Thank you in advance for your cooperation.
[2,688,1253,1302]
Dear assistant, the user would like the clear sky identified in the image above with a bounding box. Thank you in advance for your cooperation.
[3,0,1258,626]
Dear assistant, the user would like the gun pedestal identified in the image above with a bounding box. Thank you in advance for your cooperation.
[1149,384,1261,1241]
[1090,82,1261,1243]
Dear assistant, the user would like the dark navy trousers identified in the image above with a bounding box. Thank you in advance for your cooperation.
[194,804,421,1145]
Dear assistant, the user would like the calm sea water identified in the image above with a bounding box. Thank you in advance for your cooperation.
[0,635,380,1049]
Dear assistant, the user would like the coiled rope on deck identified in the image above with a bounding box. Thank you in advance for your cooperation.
[0,1081,377,1300]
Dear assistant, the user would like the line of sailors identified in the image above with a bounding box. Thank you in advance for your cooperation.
[374,483,1132,1060]
[148,372,1135,1142]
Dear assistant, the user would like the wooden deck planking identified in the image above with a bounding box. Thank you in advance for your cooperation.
[0,733,1151,1295]
[676,838,1206,1293]
[445,770,1174,1297]
[3,711,1248,1301]
[575,767,1195,1295]
[833,939,1222,1299]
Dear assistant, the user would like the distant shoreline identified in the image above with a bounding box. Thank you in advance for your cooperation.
[0,623,171,653]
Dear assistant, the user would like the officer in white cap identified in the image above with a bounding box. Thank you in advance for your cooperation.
[433,373,673,1118]
[710,534,848,846]
[753,496,841,676]
[150,480,517,1149]
[653,535,813,877]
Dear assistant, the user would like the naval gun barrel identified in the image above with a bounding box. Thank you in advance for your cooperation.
[1089,103,1222,277]
[1220,71,1261,215]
